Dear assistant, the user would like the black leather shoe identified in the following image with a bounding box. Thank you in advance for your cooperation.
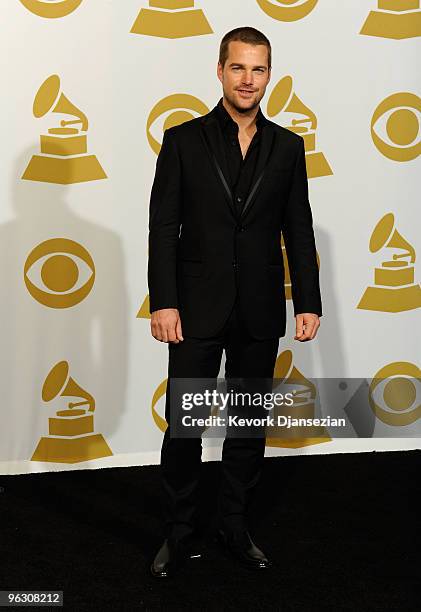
[150,537,202,578]
[216,528,273,570]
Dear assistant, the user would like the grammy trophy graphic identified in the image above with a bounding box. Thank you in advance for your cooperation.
[22,74,107,184]
[357,213,421,313]
[267,75,332,179]
[265,350,330,448]
[31,361,112,464]
[360,0,421,40]
[131,0,213,39]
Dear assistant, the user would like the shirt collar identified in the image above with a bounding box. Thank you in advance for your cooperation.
[216,97,267,131]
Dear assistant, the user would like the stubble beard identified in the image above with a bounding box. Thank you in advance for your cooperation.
[224,88,263,116]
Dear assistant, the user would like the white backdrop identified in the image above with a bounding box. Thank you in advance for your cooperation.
[1,0,420,475]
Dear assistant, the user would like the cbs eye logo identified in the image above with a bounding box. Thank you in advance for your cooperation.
[369,362,421,427]
[24,238,95,308]
[19,0,83,18]
[147,94,209,155]
[151,378,168,432]
[371,92,421,162]
[256,0,318,22]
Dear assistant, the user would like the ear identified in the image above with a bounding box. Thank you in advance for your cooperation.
[217,62,223,83]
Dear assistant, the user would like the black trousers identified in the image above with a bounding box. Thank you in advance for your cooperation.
[160,296,279,540]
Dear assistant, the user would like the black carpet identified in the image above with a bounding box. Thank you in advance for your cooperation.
[1,450,419,611]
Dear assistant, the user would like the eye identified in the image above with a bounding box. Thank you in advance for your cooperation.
[369,362,421,427]
[371,92,421,162]
[147,93,209,155]
[24,238,95,308]
[256,0,318,22]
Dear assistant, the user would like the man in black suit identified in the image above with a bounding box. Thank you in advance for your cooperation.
[148,27,322,578]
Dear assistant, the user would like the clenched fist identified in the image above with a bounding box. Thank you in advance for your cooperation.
[151,308,184,344]
[294,313,320,342]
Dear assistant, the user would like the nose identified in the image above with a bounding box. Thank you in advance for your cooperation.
[242,71,254,86]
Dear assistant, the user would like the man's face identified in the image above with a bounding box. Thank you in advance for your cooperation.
[217,41,271,114]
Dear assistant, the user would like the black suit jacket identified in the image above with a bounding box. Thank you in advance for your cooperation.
[147,102,322,339]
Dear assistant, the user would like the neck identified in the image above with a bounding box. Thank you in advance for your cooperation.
[222,96,259,133]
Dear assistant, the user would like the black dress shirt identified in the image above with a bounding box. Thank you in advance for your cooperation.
[215,97,267,218]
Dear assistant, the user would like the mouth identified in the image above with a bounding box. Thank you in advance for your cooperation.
[237,89,255,98]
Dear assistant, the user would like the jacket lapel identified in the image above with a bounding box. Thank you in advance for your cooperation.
[200,111,236,219]
[240,124,276,220]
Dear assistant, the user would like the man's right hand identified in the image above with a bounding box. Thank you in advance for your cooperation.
[150,308,184,344]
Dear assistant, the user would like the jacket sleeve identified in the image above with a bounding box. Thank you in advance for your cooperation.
[282,137,323,317]
[147,128,181,313]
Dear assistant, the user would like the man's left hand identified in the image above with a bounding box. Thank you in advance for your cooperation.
[294,313,320,341]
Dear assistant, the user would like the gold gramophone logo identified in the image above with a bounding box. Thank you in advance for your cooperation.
[256,0,318,22]
[266,350,331,449]
[371,92,421,162]
[267,76,332,179]
[281,235,320,301]
[360,0,421,39]
[146,93,209,154]
[22,74,107,184]
[24,238,95,308]
[131,0,213,38]
[357,213,421,312]
[19,0,83,18]
[369,362,420,426]
[31,361,113,463]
